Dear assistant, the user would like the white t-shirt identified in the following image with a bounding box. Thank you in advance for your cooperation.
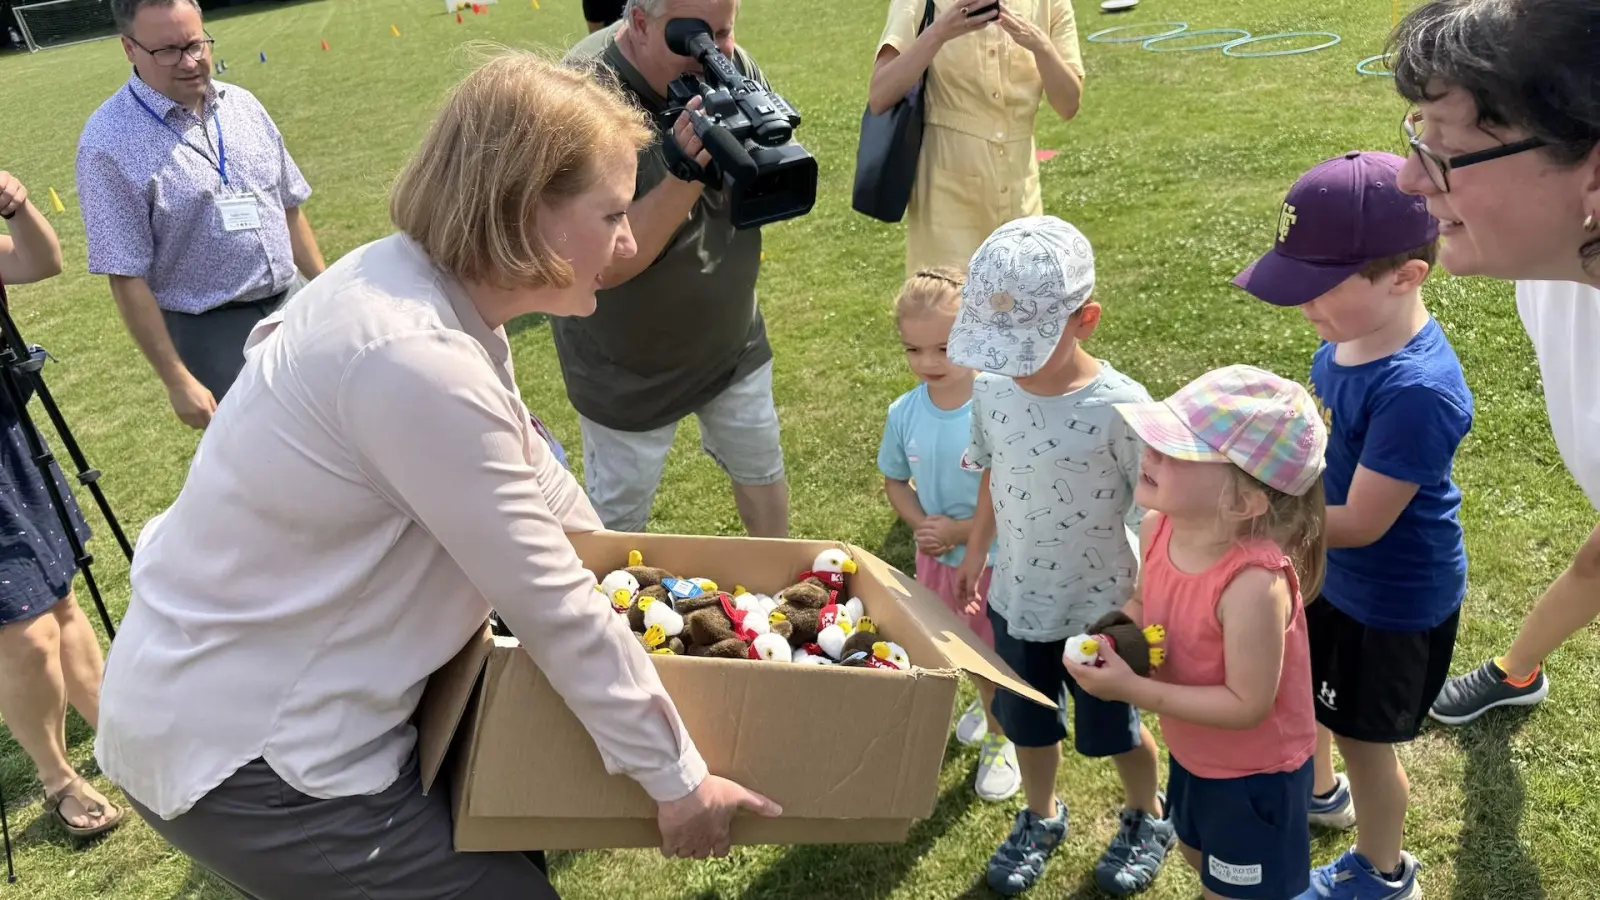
[1516,279,1600,511]
[95,233,707,820]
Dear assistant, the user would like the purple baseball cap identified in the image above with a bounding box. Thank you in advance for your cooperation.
[1233,151,1439,308]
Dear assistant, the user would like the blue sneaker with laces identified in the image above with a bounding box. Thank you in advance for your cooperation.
[986,798,1069,895]
[1296,848,1421,899]
[1308,773,1357,830]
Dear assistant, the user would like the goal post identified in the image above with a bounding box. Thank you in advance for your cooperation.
[13,0,118,53]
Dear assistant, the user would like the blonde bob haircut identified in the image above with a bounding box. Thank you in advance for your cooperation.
[390,48,653,290]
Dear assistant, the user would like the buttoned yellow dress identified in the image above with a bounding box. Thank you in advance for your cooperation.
[876,0,1085,276]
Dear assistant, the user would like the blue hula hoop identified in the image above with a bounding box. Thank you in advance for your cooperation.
[1221,31,1342,58]
[1087,21,1188,43]
[1141,28,1252,52]
[1356,53,1394,77]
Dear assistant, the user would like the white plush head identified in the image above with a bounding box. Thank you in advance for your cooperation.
[598,570,640,609]
[1063,635,1100,666]
[844,596,865,622]
[818,623,850,660]
[872,641,911,670]
[812,548,858,575]
[751,632,790,662]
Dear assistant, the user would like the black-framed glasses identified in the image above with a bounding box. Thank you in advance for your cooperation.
[128,33,214,67]
[1403,110,1547,192]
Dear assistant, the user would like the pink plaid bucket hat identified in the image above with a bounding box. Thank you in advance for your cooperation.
[1113,365,1327,497]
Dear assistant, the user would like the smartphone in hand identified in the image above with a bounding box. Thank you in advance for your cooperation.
[967,1,1001,17]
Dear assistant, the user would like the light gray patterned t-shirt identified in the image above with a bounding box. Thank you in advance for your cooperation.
[962,363,1151,641]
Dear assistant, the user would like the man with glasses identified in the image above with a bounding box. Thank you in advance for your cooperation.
[75,0,325,430]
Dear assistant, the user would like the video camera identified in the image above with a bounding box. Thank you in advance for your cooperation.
[657,17,817,230]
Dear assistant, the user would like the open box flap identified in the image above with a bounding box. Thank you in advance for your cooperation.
[417,621,496,794]
[848,545,1057,710]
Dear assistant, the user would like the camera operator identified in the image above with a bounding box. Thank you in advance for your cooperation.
[0,170,121,841]
[560,0,789,538]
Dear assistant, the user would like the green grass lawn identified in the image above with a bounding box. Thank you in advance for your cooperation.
[1,0,1596,896]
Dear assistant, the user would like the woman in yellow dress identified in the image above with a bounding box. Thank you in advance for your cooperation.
[868,0,1086,276]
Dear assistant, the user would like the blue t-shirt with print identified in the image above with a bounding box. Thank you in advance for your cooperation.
[1312,318,1474,631]
[877,384,996,569]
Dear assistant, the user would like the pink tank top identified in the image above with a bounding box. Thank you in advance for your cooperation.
[1139,514,1316,779]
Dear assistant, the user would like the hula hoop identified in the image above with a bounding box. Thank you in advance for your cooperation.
[1221,31,1342,58]
[1087,21,1188,43]
[1356,53,1395,77]
[1141,28,1252,52]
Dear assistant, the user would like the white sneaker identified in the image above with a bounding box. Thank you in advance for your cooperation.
[975,734,1022,802]
[955,699,988,746]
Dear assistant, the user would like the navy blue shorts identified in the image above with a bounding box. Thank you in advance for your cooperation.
[1168,755,1312,899]
[987,606,1143,756]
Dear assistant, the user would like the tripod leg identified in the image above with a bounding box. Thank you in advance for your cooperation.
[25,369,134,564]
[0,775,15,882]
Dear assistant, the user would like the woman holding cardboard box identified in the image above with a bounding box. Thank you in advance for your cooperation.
[91,51,778,899]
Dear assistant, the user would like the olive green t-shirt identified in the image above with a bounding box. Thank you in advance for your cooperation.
[555,24,772,433]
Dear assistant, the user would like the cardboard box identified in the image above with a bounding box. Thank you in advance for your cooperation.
[415,531,1054,852]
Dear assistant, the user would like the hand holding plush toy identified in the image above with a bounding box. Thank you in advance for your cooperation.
[1063,611,1167,676]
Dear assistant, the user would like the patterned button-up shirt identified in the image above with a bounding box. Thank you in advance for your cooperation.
[75,72,312,314]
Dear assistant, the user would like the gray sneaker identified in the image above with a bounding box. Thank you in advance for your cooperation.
[1094,800,1177,896]
[1429,659,1548,726]
[986,799,1069,896]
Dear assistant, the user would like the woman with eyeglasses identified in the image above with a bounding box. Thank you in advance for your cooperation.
[1386,0,1600,727]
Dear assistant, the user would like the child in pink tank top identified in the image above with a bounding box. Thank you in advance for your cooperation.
[1066,365,1328,900]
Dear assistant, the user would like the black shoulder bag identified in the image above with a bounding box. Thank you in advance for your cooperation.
[850,0,938,224]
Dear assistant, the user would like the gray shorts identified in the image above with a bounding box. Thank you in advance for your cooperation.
[123,752,556,900]
[579,359,785,532]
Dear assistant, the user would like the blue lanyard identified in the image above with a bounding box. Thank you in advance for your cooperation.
[127,84,228,186]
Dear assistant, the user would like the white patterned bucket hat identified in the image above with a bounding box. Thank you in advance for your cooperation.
[947,216,1096,378]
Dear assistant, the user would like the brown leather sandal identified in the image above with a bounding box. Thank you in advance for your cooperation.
[43,776,123,839]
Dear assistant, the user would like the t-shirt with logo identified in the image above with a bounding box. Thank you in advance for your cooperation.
[962,364,1149,641]
[1310,318,1474,630]
[877,383,998,569]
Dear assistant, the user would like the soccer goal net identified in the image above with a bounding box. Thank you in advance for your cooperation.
[13,0,117,53]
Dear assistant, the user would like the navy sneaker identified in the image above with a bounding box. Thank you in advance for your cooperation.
[1094,799,1177,896]
[1429,659,1549,725]
[986,799,1069,895]
[1296,848,1421,899]
[1309,773,1357,829]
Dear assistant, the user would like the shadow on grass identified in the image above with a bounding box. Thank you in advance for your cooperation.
[1441,707,1545,900]
[734,776,979,900]
[877,517,915,577]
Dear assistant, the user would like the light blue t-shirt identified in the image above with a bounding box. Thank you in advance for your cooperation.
[877,384,996,569]
[963,363,1150,641]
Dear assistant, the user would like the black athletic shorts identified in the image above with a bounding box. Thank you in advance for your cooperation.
[583,0,626,24]
[1306,598,1460,743]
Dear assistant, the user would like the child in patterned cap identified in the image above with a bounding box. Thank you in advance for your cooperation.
[1069,364,1328,900]
[948,215,1174,897]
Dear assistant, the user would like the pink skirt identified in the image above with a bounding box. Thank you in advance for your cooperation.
[914,550,995,648]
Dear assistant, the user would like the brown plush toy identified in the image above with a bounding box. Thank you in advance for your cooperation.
[1064,611,1167,677]
[686,638,750,659]
[620,550,674,589]
[839,617,880,658]
[773,578,833,610]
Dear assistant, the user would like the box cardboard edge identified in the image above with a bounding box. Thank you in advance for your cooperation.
[848,544,1058,710]
[417,621,495,795]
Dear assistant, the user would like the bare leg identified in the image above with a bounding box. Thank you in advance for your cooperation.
[53,592,104,730]
[1500,522,1600,678]
[1112,724,1163,816]
[1337,735,1408,875]
[731,479,789,539]
[976,679,1005,737]
[1313,725,1338,795]
[0,605,114,828]
[1016,744,1061,818]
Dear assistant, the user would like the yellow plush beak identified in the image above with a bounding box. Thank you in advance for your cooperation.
[769,611,788,624]
[1079,638,1100,657]
[873,642,890,660]
[611,588,632,608]
[841,559,859,574]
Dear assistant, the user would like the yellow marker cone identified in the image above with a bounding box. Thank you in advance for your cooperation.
[1392,0,1400,27]
[390,24,401,37]
[48,187,65,214]
[531,0,540,8]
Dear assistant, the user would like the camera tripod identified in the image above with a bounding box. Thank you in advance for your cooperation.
[0,281,133,882]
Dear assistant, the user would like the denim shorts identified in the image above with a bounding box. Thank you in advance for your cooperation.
[986,605,1143,756]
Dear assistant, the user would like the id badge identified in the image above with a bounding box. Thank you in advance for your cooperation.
[216,193,262,232]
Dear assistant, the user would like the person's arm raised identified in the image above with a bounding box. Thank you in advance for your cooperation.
[600,98,712,289]
[867,2,997,115]
[340,331,778,857]
[0,172,63,284]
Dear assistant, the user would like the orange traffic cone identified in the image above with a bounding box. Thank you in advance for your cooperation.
[320,39,328,51]
[456,11,463,22]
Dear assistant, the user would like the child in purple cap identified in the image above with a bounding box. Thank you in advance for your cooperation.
[1235,150,1475,900]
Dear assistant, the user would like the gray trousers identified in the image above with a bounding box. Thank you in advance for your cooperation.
[162,280,301,401]
[124,752,558,899]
